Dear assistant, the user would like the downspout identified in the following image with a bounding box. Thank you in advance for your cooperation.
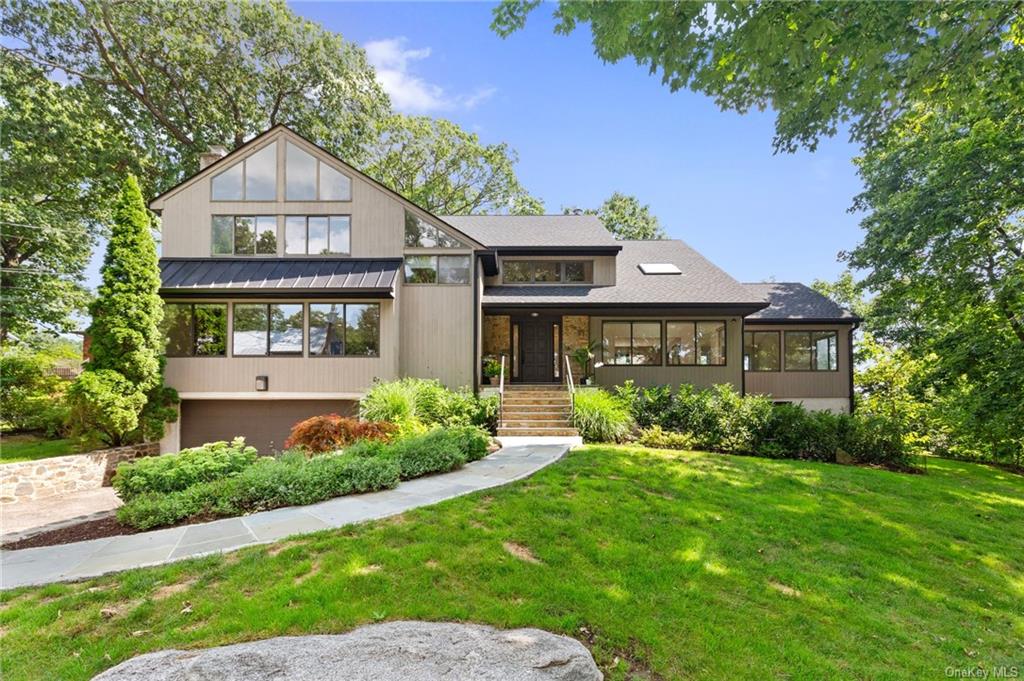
[472,255,480,396]
[848,322,859,414]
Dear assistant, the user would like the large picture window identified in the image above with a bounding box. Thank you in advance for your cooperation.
[211,142,277,201]
[404,211,468,248]
[602,321,662,365]
[162,303,227,357]
[403,255,471,284]
[743,331,780,371]
[502,260,593,284]
[284,216,350,255]
[285,142,351,201]
[308,303,380,357]
[211,216,277,255]
[233,304,303,356]
[666,321,726,366]
[784,331,838,371]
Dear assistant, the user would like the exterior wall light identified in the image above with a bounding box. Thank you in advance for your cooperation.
[255,375,269,392]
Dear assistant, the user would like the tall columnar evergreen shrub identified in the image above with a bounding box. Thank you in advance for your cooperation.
[69,175,178,445]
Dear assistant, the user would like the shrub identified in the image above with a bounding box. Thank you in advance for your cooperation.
[360,378,498,433]
[65,370,147,446]
[0,345,70,435]
[117,453,401,529]
[614,381,672,429]
[637,426,696,450]
[841,413,912,469]
[112,437,259,501]
[383,426,489,478]
[572,389,635,443]
[283,413,396,453]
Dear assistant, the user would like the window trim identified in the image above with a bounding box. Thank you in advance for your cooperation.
[163,302,228,358]
[601,320,665,367]
[501,259,594,285]
[403,254,472,286]
[283,215,352,256]
[211,215,279,256]
[743,330,781,372]
[665,319,728,367]
[210,140,279,202]
[783,330,839,372]
[306,302,381,358]
[231,303,305,357]
[283,141,353,202]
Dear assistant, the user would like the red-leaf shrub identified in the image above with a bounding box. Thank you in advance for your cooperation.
[284,413,396,454]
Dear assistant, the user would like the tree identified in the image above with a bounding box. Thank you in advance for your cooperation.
[73,175,177,444]
[66,370,147,446]
[0,55,129,341]
[492,1,1020,152]
[365,115,544,215]
[2,0,390,194]
[567,192,665,240]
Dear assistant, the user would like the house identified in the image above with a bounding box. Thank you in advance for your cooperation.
[150,125,860,453]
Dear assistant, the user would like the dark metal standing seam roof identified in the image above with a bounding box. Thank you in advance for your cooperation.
[159,259,401,296]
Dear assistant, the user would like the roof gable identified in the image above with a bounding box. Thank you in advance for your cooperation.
[742,282,860,322]
[148,125,483,249]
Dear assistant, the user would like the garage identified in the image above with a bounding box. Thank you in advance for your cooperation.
[180,399,358,454]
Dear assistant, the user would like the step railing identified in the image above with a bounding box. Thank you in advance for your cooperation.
[564,355,576,424]
[498,354,506,430]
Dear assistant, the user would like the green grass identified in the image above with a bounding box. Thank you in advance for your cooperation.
[2,446,1022,680]
[0,434,82,463]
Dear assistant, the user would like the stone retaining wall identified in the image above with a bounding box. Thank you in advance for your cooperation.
[0,442,159,505]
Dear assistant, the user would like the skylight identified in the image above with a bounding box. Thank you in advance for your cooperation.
[639,263,682,275]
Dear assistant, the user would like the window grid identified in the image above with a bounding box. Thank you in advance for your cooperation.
[232,303,304,357]
[307,303,381,358]
[211,216,277,256]
[665,320,728,366]
[743,330,781,372]
[403,255,471,285]
[284,215,351,256]
[211,142,278,201]
[783,330,839,372]
[502,260,594,284]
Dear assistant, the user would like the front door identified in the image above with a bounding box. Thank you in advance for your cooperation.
[520,319,554,383]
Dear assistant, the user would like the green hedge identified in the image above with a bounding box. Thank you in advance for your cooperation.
[112,438,259,501]
[116,426,492,529]
[614,382,913,470]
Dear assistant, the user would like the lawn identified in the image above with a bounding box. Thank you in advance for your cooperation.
[1,446,1021,680]
[0,434,82,463]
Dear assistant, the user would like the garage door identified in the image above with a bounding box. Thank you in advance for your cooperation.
[180,400,358,454]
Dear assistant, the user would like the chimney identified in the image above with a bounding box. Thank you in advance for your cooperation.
[199,145,228,170]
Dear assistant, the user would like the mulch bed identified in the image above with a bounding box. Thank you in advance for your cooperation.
[2,516,140,551]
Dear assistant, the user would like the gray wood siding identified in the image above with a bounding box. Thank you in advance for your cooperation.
[398,282,475,389]
[744,323,853,399]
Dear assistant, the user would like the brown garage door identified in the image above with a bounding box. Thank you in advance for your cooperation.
[180,400,357,454]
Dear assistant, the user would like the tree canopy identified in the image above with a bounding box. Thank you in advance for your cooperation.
[567,192,665,240]
[365,115,544,215]
[492,1,1021,152]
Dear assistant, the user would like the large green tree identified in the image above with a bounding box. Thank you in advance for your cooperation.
[1,0,390,193]
[567,192,665,240]
[366,115,544,215]
[492,1,1020,152]
[70,176,176,445]
[0,55,129,341]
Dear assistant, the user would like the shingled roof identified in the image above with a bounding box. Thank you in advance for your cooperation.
[160,258,401,297]
[482,240,767,308]
[441,215,619,249]
[742,282,860,322]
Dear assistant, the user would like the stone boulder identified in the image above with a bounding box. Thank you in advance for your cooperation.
[93,621,602,681]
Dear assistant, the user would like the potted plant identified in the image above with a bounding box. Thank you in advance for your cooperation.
[482,357,502,385]
[570,340,601,385]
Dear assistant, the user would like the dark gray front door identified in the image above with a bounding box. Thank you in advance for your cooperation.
[520,319,554,383]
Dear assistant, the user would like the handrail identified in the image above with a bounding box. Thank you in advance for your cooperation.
[498,355,506,429]
[564,355,575,422]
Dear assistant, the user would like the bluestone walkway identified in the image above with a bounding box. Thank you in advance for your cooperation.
[0,444,567,590]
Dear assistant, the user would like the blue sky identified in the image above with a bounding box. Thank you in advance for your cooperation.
[292,1,864,285]
[83,1,865,290]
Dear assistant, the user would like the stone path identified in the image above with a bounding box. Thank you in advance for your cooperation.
[2,487,122,539]
[0,444,567,590]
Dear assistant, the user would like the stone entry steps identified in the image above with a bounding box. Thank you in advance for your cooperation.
[497,384,579,438]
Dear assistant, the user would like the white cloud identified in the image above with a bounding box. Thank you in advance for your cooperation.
[364,37,496,113]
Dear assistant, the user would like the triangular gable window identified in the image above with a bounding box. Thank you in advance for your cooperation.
[404,210,468,248]
[285,142,351,201]
[211,142,277,200]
